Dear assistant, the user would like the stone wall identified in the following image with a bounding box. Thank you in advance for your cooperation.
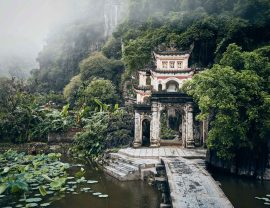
[48,128,83,143]
[206,149,268,179]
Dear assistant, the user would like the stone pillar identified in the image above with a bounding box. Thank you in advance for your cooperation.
[186,103,195,148]
[202,119,209,146]
[150,102,160,147]
[182,113,186,147]
[133,111,142,148]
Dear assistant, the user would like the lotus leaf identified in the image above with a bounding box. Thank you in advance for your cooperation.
[40,202,51,207]
[25,198,42,203]
[0,184,7,195]
[38,186,47,196]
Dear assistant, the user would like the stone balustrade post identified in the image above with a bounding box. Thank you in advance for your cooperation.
[150,102,160,147]
[186,103,195,148]
[133,111,142,148]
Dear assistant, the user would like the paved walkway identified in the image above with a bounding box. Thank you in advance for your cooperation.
[162,157,233,208]
[118,147,206,159]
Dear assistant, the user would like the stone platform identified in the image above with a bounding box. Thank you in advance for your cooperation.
[118,147,206,159]
[103,147,233,208]
[162,157,233,208]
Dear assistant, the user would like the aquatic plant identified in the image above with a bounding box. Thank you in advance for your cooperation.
[0,150,108,207]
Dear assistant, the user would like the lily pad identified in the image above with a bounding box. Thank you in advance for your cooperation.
[87,180,98,184]
[67,177,75,180]
[67,181,77,185]
[26,203,38,207]
[40,202,51,207]
[93,192,102,196]
[98,194,109,198]
[81,187,91,191]
[26,198,42,203]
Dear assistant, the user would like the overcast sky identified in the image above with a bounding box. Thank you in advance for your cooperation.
[0,0,89,58]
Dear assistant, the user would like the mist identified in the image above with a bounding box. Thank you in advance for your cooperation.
[0,0,95,77]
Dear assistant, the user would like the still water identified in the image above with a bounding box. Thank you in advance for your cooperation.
[210,169,270,208]
[0,158,161,208]
[51,159,162,208]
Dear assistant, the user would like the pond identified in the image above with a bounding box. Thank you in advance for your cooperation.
[210,168,270,208]
[0,154,161,208]
[52,158,162,208]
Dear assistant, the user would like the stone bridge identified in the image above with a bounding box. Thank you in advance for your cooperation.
[104,147,233,208]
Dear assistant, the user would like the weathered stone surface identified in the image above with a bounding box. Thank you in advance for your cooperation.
[48,128,82,143]
[162,157,233,208]
[104,152,159,181]
[118,147,206,159]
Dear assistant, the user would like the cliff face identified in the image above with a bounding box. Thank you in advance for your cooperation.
[104,0,128,38]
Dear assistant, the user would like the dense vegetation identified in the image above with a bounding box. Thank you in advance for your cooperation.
[184,44,270,173]
[0,0,269,174]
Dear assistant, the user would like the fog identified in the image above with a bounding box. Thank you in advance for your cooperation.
[0,0,93,77]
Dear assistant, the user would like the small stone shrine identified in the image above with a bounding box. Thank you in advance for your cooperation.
[133,46,206,148]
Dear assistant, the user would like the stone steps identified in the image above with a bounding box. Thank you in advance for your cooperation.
[104,152,159,181]
[104,153,141,181]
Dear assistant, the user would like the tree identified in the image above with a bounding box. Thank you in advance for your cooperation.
[83,78,119,106]
[63,74,82,105]
[184,44,270,169]
[80,52,124,91]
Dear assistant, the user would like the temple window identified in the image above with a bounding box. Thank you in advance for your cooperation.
[177,61,182,69]
[162,61,168,69]
[170,61,175,68]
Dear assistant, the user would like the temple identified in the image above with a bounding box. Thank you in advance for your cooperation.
[133,46,205,148]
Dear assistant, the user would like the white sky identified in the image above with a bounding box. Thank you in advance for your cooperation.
[0,0,89,57]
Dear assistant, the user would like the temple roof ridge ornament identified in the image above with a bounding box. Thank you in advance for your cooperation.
[153,43,194,56]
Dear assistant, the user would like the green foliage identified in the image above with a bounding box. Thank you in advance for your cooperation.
[63,75,82,105]
[184,44,270,160]
[0,150,101,207]
[0,78,76,143]
[80,52,124,89]
[110,0,270,75]
[72,107,134,158]
[160,112,178,140]
[83,78,119,107]
[0,150,68,196]
[73,112,110,157]
[102,37,122,59]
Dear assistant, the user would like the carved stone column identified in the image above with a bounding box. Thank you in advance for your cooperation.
[182,113,186,147]
[150,102,160,147]
[133,111,142,148]
[186,103,195,148]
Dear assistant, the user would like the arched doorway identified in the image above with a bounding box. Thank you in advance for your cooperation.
[166,80,179,92]
[142,119,151,147]
[158,84,163,92]
[160,108,183,141]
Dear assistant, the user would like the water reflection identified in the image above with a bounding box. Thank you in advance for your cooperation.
[210,168,270,208]
[51,160,161,208]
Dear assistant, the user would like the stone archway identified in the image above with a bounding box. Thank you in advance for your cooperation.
[158,84,163,92]
[166,80,179,92]
[160,107,184,144]
[142,119,151,147]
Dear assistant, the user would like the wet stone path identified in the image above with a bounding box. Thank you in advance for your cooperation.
[162,157,234,208]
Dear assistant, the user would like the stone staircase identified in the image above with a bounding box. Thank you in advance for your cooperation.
[104,152,159,181]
